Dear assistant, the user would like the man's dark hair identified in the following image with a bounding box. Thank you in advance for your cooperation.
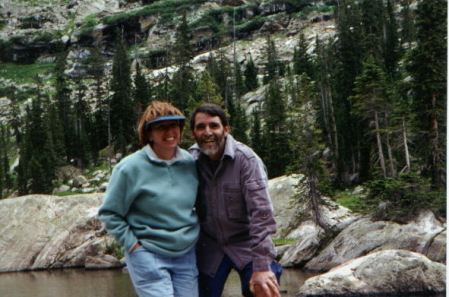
[190,103,229,129]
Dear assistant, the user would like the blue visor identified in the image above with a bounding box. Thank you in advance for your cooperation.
[144,115,185,130]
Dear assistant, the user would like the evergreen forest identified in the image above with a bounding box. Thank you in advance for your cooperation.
[0,0,446,222]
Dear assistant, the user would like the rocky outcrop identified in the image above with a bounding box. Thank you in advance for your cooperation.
[303,210,446,272]
[0,194,121,273]
[298,249,446,296]
[0,175,445,297]
[270,175,358,239]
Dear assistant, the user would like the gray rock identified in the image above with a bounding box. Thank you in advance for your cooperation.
[85,254,123,270]
[54,184,70,193]
[73,175,88,188]
[269,174,304,238]
[304,210,446,272]
[0,194,114,272]
[298,250,446,296]
[279,220,322,267]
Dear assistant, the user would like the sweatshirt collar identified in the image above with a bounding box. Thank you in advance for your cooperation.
[144,144,186,164]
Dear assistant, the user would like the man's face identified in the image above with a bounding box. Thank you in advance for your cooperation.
[191,112,230,161]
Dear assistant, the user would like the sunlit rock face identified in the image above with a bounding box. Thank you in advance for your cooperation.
[0,194,121,272]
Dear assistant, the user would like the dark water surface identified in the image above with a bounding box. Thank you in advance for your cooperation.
[0,268,444,297]
[0,268,315,297]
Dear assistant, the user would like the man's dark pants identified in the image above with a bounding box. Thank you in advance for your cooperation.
[199,254,282,297]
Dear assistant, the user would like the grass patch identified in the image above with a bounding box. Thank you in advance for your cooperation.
[334,190,368,214]
[0,62,56,84]
[272,238,297,246]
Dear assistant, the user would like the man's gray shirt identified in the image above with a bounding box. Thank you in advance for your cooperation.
[189,135,277,277]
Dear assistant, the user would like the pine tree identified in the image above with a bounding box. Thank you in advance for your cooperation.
[263,78,288,178]
[206,50,233,109]
[173,11,194,66]
[333,0,368,185]
[314,37,339,173]
[73,77,91,168]
[406,0,447,189]
[88,46,107,164]
[244,56,259,92]
[400,0,416,47]
[134,60,152,113]
[228,98,249,144]
[234,61,246,99]
[288,80,330,231]
[293,33,314,78]
[169,11,196,112]
[53,50,75,162]
[383,0,401,76]
[250,106,263,158]
[196,70,223,106]
[263,36,279,84]
[350,56,395,178]
[109,30,134,153]
[18,92,56,194]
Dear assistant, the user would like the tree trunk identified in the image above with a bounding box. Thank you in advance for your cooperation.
[402,117,411,173]
[308,174,330,232]
[374,111,387,178]
[429,91,442,188]
[384,115,395,177]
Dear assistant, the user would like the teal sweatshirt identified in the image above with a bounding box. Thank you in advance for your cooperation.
[98,147,199,256]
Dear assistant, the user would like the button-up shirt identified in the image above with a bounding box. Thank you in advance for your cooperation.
[189,135,277,277]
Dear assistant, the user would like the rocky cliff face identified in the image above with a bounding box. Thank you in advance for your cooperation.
[0,0,336,65]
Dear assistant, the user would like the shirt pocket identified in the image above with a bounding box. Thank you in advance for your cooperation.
[247,179,270,206]
[223,183,247,221]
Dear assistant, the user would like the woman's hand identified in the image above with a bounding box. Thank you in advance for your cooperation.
[130,242,141,253]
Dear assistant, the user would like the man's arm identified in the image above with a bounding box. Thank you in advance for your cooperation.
[241,153,277,270]
[240,152,280,296]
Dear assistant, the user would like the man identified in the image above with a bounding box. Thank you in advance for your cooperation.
[189,103,282,297]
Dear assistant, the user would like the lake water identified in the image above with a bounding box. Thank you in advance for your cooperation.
[0,268,444,297]
[0,268,316,297]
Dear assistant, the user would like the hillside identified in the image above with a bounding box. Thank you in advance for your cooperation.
[0,0,446,219]
[0,0,335,76]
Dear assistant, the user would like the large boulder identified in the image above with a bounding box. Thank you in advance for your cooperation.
[0,194,121,272]
[269,174,304,238]
[269,175,358,239]
[304,210,446,272]
[298,249,446,296]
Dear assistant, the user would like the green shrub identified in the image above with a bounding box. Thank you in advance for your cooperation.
[236,16,266,33]
[0,19,7,30]
[104,240,124,259]
[0,62,56,84]
[103,0,207,27]
[0,39,13,62]
[364,172,446,222]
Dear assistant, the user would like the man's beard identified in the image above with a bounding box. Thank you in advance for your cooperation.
[199,136,225,157]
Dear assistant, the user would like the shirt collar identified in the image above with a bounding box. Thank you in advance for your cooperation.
[144,144,186,163]
[221,134,236,160]
[192,134,236,162]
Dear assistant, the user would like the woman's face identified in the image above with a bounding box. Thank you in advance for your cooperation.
[148,120,181,153]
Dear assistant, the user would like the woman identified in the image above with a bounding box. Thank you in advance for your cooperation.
[98,101,199,297]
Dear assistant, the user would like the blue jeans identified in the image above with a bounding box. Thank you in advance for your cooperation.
[198,254,282,297]
[125,246,199,297]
